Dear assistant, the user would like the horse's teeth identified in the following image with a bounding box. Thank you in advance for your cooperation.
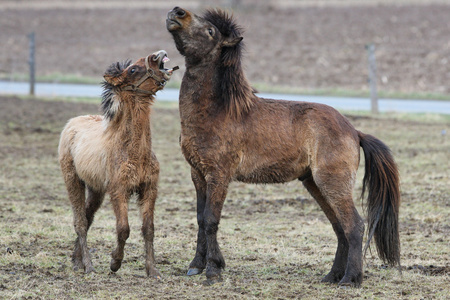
[163,57,170,63]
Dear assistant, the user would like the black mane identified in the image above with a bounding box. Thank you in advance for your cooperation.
[101,60,131,121]
[203,9,257,118]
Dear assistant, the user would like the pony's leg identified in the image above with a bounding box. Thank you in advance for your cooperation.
[72,187,104,270]
[306,172,365,287]
[138,165,160,278]
[302,177,348,283]
[61,159,94,273]
[202,174,229,284]
[187,168,208,276]
[85,187,105,228]
[110,190,131,273]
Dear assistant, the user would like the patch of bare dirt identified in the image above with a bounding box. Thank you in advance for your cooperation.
[406,264,450,276]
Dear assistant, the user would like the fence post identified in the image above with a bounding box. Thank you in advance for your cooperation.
[28,32,35,96]
[366,44,378,114]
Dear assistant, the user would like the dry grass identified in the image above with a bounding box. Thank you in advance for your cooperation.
[0,95,449,299]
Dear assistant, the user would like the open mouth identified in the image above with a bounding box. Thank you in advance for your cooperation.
[152,50,179,80]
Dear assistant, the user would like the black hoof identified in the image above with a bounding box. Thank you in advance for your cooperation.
[110,259,122,272]
[147,268,162,279]
[338,275,362,288]
[321,271,344,284]
[202,275,223,286]
[187,268,203,276]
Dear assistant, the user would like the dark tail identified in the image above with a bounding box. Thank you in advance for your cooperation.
[358,131,401,267]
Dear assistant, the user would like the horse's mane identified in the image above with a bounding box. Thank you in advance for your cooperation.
[203,9,257,119]
[101,60,131,122]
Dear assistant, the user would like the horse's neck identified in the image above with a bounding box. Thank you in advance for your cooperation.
[179,64,218,121]
[180,61,255,122]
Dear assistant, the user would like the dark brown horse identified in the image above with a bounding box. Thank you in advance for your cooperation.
[59,50,177,277]
[166,7,400,286]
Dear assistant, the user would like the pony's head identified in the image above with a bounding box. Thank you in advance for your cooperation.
[101,50,178,121]
[166,7,243,66]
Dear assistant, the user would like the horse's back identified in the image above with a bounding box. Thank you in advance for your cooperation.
[250,98,359,151]
[235,99,360,184]
[59,115,108,192]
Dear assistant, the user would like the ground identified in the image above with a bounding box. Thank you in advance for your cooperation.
[1,0,450,96]
[0,95,448,299]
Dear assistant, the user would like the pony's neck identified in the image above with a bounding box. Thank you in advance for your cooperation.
[106,94,153,149]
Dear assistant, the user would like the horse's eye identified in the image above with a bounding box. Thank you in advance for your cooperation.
[208,28,214,36]
[130,68,136,74]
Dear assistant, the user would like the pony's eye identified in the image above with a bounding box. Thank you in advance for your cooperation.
[130,68,136,74]
[208,28,214,36]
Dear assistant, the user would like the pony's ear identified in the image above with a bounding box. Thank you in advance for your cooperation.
[104,72,125,86]
[222,36,243,47]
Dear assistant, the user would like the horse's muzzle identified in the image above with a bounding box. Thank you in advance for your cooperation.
[166,7,186,30]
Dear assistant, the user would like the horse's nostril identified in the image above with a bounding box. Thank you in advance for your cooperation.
[175,8,186,17]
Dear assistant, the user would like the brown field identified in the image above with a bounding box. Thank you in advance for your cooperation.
[0,95,449,299]
[1,0,450,96]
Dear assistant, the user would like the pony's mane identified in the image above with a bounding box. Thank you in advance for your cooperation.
[203,9,257,119]
[101,60,132,122]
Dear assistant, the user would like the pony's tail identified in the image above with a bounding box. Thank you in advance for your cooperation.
[359,131,401,268]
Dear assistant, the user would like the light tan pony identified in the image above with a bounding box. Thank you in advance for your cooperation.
[58,50,177,278]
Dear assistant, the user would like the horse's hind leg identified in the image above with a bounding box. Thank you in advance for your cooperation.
[303,177,348,283]
[303,173,365,287]
[109,189,131,273]
[138,162,161,278]
[72,187,104,270]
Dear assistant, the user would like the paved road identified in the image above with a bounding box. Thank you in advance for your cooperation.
[1,80,449,114]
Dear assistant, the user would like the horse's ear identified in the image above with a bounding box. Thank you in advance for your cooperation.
[104,73,125,86]
[222,36,243,47]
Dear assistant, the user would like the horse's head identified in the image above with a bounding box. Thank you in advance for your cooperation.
[103,50,178,95]
[166,7,243,66]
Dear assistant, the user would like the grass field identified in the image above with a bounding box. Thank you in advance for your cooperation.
[0,95,449,299]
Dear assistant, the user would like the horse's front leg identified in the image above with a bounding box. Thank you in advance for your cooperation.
[203,174,229,284]
[110,189,131,273]
[187,168,208,276]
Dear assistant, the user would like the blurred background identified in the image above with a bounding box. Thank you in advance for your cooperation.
[1,0,449,99]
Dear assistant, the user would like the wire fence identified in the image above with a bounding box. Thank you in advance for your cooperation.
[0,1,449,97]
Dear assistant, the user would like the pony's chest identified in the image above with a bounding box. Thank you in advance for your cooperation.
[111,148,155,186]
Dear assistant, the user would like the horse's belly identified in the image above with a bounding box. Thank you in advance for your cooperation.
[235,158,309,184]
